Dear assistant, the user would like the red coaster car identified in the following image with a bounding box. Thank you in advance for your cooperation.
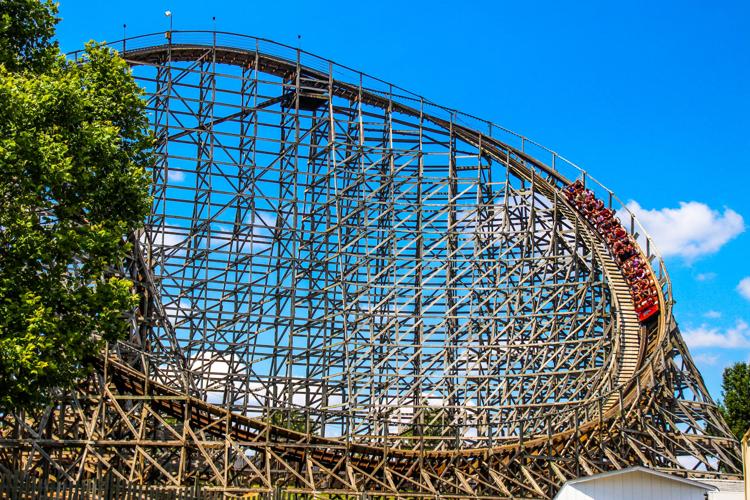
[637,303,660,322]
[564,181,660,325]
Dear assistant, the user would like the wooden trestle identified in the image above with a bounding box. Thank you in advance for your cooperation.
[0,32,740,498]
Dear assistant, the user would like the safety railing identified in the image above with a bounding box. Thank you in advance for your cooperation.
[75,30,673,438]
[77,30,670,313]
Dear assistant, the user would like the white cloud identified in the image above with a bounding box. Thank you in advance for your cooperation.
[696,272,717,282]
[188,351,242,404]
[682,320,750,349]
[168,169,185,183]
[677,455,701,470]
[625,201,744,261]
[182,350,346,414]
[692,352,719,366]
[677,454,717,472]
[703,310,722,319]
[738,277,750,301]
[164,298,192,326]
[143,225,186,249]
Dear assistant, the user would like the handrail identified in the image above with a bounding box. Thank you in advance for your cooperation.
[80,31,675,446]
[72,30,671,314]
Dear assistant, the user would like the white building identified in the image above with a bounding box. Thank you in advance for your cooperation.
[554,466,718,500]
[701,479,744,500]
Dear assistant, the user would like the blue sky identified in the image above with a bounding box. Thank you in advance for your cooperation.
[53,0,749,401]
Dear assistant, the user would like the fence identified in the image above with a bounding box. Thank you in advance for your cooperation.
[0,472,383,500]
[0,471,236,499]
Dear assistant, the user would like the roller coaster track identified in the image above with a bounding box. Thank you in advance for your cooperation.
[108,38,662,454]
[1,32,738,498]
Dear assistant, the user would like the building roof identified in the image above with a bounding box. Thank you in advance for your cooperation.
[553,466,718,499]
[700,479,744,492]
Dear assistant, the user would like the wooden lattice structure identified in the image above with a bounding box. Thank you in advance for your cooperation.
[0,31,741,498]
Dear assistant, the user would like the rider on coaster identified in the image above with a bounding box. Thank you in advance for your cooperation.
[563,180,659,323]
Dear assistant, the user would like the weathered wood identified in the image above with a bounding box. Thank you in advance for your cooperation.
[0,30,740,500]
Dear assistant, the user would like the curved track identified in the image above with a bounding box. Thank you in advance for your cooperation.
[1,32,738,499]
[117,38,667,454]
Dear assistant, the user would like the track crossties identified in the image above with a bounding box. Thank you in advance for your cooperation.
[0,32,740,499]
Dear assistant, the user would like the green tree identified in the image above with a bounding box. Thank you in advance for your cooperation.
[719,362,750,440]
[0,0,58,72]
[269,409,315,434]
[400,407,449,449]
[0,0,152,410]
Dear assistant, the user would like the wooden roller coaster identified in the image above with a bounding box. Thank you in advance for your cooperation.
[0,32,741,498]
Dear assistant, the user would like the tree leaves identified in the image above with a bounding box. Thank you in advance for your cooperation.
[0,0,59,73]
[0,2,151,410]
[719,362,750,440]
